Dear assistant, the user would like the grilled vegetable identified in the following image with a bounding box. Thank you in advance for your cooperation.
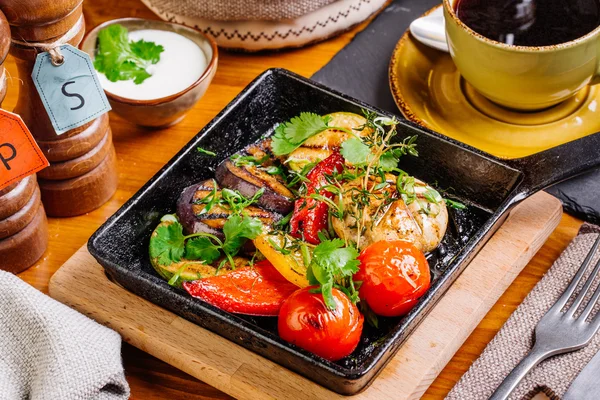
[215,150,294,214]
[278,286,364,361]
[285,112,371,172]
[253,233,309,288]
[356,240,430,317]
[183,260,298,316]
[289,151,345,244]
[176,180,280,236]
[331,175,448,252]
[148,218,243,285]
[150,257,230,283]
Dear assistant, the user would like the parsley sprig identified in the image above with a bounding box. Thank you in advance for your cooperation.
[339,122,417,172]
[271,112,355,156]
[94,24,164,84]
[306,237,361,310]
[149,214,263,273]
[186,214,263,269]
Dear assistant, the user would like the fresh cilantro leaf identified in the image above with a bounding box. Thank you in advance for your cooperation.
[271,125,300,156]
[378,151,399,171]
[340,137,403,171]
[114,61,151,84]
[130,39,163,64]
[149,221,185,266]
[197,147,216,157]
[94,24,164,85]
[340,138,371,165]
[308,238,360,310]
[150,213,263,273]
[222,215,263,256]
[185,237,221,263]
[313,238,360,278]
[271,113,332,156]
[284,113,331,144]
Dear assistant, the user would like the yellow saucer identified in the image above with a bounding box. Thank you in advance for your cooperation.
[389,7,600,159]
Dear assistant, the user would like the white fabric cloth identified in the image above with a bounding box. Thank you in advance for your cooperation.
[0,271,129,400]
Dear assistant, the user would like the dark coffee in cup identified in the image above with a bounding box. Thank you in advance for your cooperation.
[454,0,600,46]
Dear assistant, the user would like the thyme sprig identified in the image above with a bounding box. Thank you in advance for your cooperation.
[193,180,265,216]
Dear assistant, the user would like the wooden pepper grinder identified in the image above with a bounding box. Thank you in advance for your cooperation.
[0,0,118,217]
[0,9,48,273]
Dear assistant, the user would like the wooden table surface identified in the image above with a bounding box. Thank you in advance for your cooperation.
[4,1,584,399]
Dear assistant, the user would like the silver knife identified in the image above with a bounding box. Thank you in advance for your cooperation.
[564,350,600,399]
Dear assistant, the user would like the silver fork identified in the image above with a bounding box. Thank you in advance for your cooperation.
[490,235,600,400]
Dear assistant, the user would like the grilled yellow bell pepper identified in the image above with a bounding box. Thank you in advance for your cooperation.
[253,233,310,288]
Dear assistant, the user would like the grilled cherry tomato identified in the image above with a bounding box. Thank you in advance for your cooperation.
[355,240,430,317]
[183,260,297,316]
[278,286,363,361]
[289,151,344,245]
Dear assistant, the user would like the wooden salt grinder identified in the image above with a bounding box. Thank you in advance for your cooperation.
[0,0,118,217]
[0,9,48,273]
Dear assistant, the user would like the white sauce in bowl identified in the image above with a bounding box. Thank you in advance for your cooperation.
[97,29,208,101]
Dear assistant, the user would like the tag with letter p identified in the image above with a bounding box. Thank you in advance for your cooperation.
[0,110,49,191]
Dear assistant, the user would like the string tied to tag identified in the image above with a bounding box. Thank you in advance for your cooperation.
[11,15,84,66]
[0,68,6,93]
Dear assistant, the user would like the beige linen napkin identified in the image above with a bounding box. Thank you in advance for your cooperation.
[0,271,130,400]
[447,223,600,400]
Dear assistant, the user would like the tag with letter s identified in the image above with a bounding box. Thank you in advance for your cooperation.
[32,44,111,135]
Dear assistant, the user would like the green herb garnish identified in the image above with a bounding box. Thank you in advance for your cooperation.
[230,154,269,167]
[340,137,372,165]
[94,24,164,84]
[149,215,263,271]
[197,147,216,157]
[193,184,264,216]
[271,113,353,156]
[221,188,265,215]
[221,214,263,255]
[445,198,467,210]
[306,238,360,310]
[149,219,186,266]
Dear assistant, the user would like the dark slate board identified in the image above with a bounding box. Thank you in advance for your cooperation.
[311,0,600,223]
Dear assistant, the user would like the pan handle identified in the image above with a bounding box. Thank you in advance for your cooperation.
[507,132,600,203]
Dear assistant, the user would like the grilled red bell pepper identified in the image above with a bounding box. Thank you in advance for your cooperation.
[182,260,298,316]
[289,151,344,244]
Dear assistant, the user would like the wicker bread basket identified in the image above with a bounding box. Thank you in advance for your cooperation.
[142,0,389,50]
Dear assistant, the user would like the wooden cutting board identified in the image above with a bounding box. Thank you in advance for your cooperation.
[48,191,562,400]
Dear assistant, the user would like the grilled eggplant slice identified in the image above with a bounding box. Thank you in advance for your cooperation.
[215,144,294,214]
[176,179,281,236]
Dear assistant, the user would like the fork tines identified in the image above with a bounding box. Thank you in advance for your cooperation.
[551,235,600,323]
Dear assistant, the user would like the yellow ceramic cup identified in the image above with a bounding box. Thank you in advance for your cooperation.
[443,0,600,110]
